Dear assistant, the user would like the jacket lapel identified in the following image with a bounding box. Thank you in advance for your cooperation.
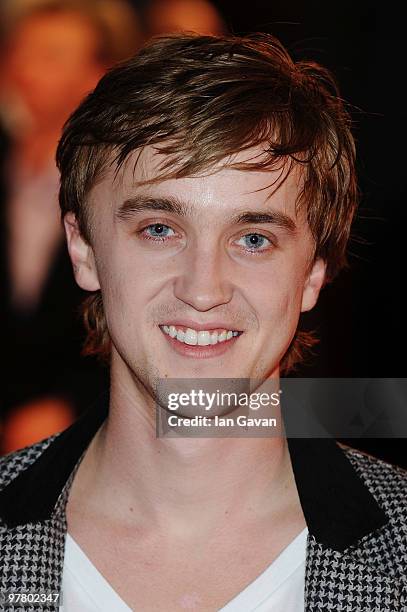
[286,438,404,611]
[0,476,69,610]
[305,533,405,611]
[0,396,106,611]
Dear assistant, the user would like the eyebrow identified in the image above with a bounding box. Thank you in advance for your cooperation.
[116,195,297,234]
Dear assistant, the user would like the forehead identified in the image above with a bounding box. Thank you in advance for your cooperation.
[104,144,307,222]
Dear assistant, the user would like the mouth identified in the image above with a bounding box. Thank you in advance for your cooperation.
[159,324,244,358]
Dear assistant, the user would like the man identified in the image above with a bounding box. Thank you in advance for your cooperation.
[0,33,406,611]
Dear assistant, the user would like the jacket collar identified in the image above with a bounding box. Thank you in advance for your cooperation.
[0,390,388,552]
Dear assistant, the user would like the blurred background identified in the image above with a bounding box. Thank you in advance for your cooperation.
[0,0,405,468]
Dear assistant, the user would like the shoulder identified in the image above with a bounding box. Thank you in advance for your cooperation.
[0,433,59,492]
[339,442,407,519]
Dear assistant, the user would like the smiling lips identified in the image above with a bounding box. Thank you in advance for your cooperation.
[160,324,242,346]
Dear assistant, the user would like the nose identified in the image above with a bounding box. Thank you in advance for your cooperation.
[173,242,233,311]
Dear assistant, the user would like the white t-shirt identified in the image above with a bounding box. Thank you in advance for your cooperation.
[60,527,308,611]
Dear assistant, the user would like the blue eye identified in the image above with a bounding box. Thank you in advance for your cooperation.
[143,223,175,239]
[237,233,271,252]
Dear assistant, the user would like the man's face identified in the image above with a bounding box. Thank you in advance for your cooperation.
[66,147,325,397]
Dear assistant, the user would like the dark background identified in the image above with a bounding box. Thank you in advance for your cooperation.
[206,0,406,467]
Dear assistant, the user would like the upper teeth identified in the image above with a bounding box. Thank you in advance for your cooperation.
[161,325,239,346]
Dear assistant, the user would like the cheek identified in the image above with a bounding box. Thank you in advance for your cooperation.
[251,265,305,325]
[94,243,165,335]
[266,293,301,338]
[100,266,147,318]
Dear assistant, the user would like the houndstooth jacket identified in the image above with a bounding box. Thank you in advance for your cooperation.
[0,392,406,611]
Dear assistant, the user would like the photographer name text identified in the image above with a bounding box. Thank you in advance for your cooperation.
[167,415,278,428]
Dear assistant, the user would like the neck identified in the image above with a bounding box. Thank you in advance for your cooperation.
[69,361,299,542]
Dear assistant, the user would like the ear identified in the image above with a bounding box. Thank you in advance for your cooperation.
[63,212,100,291]
[300,257,326,312]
